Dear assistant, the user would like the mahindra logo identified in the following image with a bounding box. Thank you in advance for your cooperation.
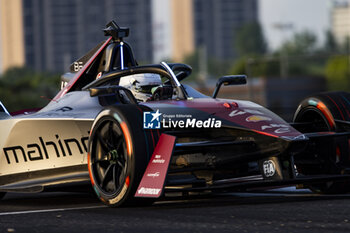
[3,134,89,164]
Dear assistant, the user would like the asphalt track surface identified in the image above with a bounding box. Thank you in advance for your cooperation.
[1,188,350,233]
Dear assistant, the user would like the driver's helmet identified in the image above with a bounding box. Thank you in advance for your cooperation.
[119,73,162,102]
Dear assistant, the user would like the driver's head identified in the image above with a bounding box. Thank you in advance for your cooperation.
[119,73,162,102]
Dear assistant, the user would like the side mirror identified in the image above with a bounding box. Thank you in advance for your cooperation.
[212,75,247,98]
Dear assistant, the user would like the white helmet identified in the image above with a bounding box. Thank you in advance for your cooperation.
[119,73,162,102]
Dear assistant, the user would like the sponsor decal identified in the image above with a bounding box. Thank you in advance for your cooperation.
[261,124,290,134]
[147,172,160,178]
[3,134,89,164]
[137,187,161,195]
[263,160,276,177]
[56,106,73,112]
[229,110,246,117]
[152,155,165,164]
[274,128,291,134]
[246,115,272,122]
[143,110,162,129]
[135,134,175,198]
[144,109,221,129]
[244,109,264,115]
[281,135,307,140]
[96,72,102,79]
[229,109,265,117]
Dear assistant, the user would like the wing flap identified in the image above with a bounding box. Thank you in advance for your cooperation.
[135,134,176,198]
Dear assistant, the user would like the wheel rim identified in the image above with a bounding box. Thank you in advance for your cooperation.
[91,118,128,196]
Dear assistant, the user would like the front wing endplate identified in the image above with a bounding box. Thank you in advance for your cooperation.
[135,133,176,198]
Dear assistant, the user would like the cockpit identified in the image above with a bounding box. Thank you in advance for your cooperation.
[57,21,206,103]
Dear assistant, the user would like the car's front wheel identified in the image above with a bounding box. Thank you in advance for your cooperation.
[88,105,159,207]
[294,92,350,193]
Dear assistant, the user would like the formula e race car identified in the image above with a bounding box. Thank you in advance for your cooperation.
[1,21,350,207]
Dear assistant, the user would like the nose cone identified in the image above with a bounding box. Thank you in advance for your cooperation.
[141,98,304,139]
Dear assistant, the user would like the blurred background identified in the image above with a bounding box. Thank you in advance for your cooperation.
[0,0,349,120]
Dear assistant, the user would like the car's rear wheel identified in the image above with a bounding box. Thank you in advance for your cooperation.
[88,105,159,206]
[294,92,350,193]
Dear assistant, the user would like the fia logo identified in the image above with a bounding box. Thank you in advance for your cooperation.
[263,160,276,177]
[143,109,162,129]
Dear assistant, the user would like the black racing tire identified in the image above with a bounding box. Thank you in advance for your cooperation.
[294,91,350,132]
[293,91,350,194]
[88,105,160,207]
[0,192,6,200]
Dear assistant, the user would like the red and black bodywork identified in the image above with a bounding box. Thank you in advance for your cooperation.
[1,21,350,207]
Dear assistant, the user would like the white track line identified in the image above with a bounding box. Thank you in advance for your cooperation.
[0,205,106,216]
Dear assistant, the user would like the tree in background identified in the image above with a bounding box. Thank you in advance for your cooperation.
[277,30,323,77]
[0,67,60,112]
[183,22,268,80]
[324,30,338,54]
[230,25,350,92]
[235,22,267,57]
[325,55,350,91]
[183,48,232,81]
[279,30,317,55]
[230,30,327,78]
[229,22,268,76]
[324,34,350,91]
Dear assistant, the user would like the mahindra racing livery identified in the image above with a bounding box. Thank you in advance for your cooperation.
[1,21,350,206]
